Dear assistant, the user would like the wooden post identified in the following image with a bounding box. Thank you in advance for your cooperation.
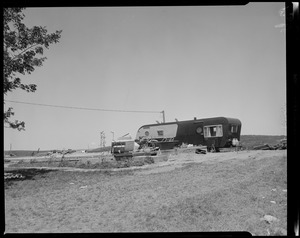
[162,110,165,123]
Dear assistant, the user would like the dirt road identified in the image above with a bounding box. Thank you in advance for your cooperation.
[4,150,287,235]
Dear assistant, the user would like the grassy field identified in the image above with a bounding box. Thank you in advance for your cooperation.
[4,150,287,235]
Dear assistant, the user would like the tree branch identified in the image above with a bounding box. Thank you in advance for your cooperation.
[10,43,40,61]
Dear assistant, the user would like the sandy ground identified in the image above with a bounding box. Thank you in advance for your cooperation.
[4,149,287,234]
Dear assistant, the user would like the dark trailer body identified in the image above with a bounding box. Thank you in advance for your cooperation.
[135,117,241,151]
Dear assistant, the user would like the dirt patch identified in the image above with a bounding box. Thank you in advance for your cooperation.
[5,150,286,234]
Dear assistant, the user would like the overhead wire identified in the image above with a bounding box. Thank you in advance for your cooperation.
[4,99,162,114]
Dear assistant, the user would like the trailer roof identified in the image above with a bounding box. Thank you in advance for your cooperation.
[138,117,241,129]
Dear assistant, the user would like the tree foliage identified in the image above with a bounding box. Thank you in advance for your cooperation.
[3,8,62,130]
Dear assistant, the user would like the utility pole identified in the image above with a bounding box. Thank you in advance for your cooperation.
[100,131,106,148]
[100,131,103,147]
[161,110,165,123]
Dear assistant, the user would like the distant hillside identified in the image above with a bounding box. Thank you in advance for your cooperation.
[4,147,112,157]
[85,146,111,153]
[240,135,286,149]
[4,150,51,157]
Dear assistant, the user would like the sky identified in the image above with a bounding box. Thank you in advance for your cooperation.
[4,3,286,151]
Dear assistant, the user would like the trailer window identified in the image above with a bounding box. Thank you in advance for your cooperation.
[204,125,223,137]
[157,130,164,136]
[231,124,238,133]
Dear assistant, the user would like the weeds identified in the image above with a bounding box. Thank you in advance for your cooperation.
[16,160,24,164]
[144,156,154,164]
[8,154,156,170]
[4,168,54,189]
[29,159,37,164]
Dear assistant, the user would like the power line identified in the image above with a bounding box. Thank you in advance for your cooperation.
[4,99,162,114]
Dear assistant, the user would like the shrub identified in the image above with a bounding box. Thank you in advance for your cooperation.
[144,156,154,164]
[131,160,145,167]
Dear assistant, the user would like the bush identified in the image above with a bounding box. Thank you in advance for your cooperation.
[144,156,154,164]
[131,160,145,167]
[76,162,87,168]
[58,160,71,167]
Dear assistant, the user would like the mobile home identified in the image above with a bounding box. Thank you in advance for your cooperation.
[135,117,241,151]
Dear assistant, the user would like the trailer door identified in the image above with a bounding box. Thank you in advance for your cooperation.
[189,122,204,145]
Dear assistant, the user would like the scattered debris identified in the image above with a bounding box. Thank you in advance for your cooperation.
[253,144,272,150]
[261,215,279,224]
[80,185,87,189]
[181,143,188,148]
[270,201,276,204]
[253,138,287,150]
[4,172,25,180]
[272,188,277,191]
[112,137,160,160]
[280,138,287,147]
[195,148,207,154]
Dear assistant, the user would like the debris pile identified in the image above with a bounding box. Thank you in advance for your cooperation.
[112,137,160,160]
[261,214,279,224]
[253,138,287,150]
[195,147,207,154]
[4,172,24,180]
